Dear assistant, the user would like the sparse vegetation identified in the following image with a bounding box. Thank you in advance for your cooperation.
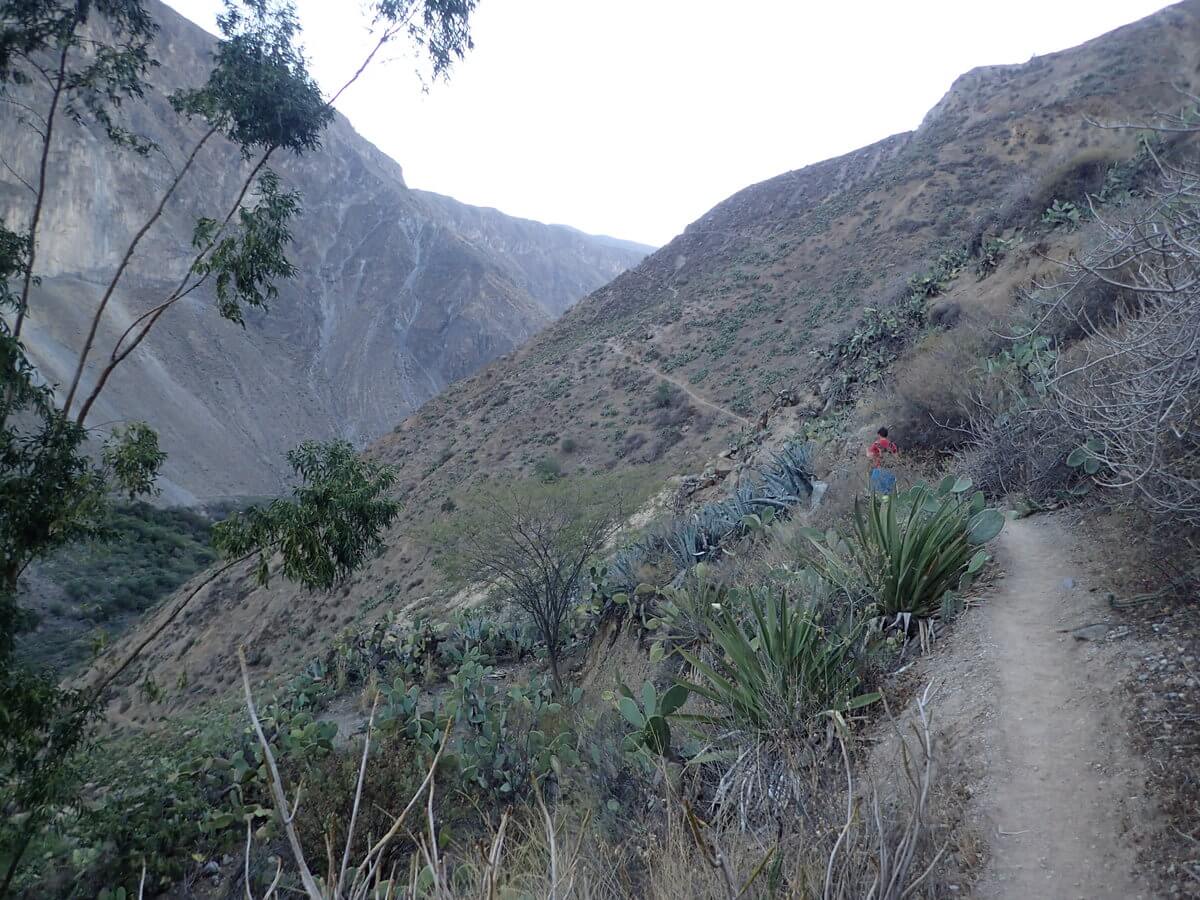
[440,476,628,692]
[803,477,1004,626]
[7,7,1197,896]
[1041,198,1082,230]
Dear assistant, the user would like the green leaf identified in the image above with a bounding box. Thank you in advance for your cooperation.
[646,715,671,755]
[418,866,435,891]
[966,549,989,574]
[1066,446,1089,468]
[951,475,973,493]
[641,681,657,715]
[1083,457,1100,475]
[617,696,645,729]
[843,691,882,711]
[660,683,689,716]
[967,508,1005,544]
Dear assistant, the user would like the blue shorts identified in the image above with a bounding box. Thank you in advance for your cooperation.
[870,467,897,495]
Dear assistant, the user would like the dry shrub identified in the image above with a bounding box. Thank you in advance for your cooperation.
[954,400,1073,502]
[1030,146,1123,208]
[1032,271,1138,343]
[596,685,955,899]
[890,329,987,451]
[1032,137,1200,523]
[289,730,463,871]
[653,400,693,429]
[648,427,684,461]
[621,431,648,459]
[805,461,870,531]
[985,144,1128,235]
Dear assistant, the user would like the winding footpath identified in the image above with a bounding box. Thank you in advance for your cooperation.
[606,339,753,427]
[928,515,1152,898]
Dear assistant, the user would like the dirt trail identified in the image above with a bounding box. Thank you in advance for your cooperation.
[928,514,1152,899]
[607,340,753,426]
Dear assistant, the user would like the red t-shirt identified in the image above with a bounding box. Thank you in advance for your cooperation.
[867,437,898,461]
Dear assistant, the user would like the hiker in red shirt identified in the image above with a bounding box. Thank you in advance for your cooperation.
[867,427,899,494]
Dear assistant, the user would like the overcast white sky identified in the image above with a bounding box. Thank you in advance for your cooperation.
[165,0,1174,246]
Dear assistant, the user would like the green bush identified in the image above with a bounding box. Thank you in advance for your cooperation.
[532,455,562,482]
[802,477,1004,624]
[975,235,1014,278]
[679,586,877,737]
[1042,199,1081,230]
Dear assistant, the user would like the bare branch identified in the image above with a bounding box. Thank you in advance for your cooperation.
[239,646,324,899]
[73,148,276,426]
[13,40,71,342]
[62,125,220,419]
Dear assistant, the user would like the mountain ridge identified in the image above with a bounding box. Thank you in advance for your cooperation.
[0,0,650,503]
[99,0,1200,713]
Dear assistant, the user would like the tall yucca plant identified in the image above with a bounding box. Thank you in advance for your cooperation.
[678,587,878,735]
[804,476,1005,622]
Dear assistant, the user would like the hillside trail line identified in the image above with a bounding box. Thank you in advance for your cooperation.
[924,514,1150,898]
[606,339,753,427]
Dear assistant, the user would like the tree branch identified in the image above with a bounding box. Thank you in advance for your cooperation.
[62,124,220,418]
[73,148,275,426]
[13,39,71,342]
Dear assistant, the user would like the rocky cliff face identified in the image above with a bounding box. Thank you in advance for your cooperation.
[0,1,649,503]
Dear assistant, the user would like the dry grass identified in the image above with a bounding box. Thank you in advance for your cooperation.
[889,328,987,451]
[242,627,961,900]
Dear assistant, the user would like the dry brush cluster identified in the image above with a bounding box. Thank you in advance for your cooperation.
[953,118,1200,530]
[1038,138,1200,523]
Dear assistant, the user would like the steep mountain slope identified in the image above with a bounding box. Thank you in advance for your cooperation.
[108,1,1200,714]
[0,0,649,503]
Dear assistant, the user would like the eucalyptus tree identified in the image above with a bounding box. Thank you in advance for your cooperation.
[0,0,477,890]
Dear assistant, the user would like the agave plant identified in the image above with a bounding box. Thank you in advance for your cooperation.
[803,476,1005,624]
[664,520,707,570]
[644,562,728,657]
[678,587,878,736]
[607,542,651,594]
[757,441,815,502]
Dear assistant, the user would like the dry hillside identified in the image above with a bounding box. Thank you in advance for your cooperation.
[104,1,1200,719]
